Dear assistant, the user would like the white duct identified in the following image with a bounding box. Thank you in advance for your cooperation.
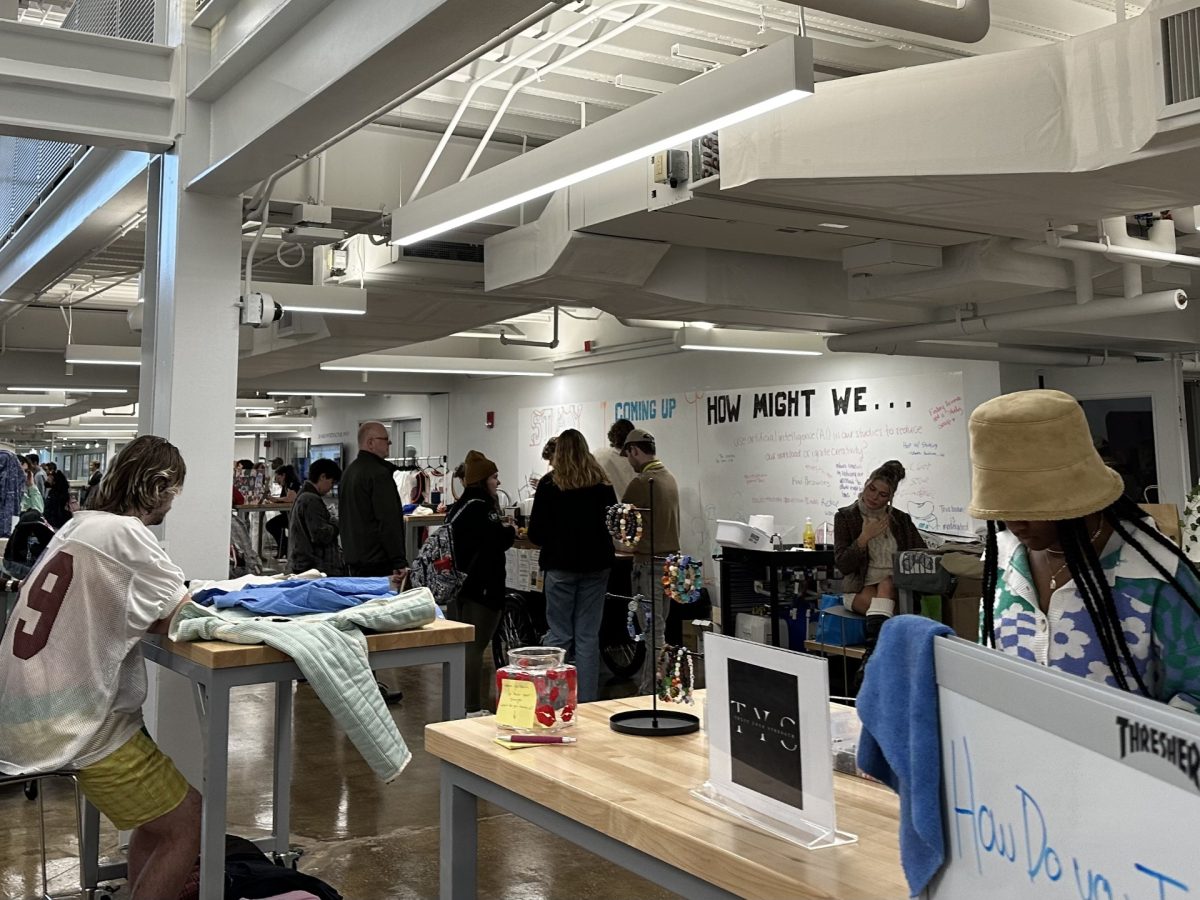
[826,290,1187,352]
[844,341,1137,367]
[789,0,990,43]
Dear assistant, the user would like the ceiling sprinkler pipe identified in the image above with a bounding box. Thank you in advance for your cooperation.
[1015,232,1200,269]
[847,341,1136,367]
[790,0,991,43]
[825,290,1187,353]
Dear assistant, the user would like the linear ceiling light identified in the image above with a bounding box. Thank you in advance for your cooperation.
[9,387,129,394]
[251,282,368,317]
[321,354,555,378]
[266,391,365,398]
[64,344,140,366]
[390,37,813,246]
[675,326,824,357]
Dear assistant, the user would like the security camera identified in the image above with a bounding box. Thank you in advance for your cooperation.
[240,291,283,328]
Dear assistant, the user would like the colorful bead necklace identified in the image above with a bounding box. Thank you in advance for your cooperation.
[662,553,702,603]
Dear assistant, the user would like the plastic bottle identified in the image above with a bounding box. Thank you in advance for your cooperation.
[802,517,816,550]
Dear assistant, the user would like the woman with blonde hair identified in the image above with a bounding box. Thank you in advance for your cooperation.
[528,429,617,701]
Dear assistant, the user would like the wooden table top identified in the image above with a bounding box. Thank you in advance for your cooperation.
[404,513,446,524]
[152,617,475,670]
[234,502,295,511]
[426,693,906,900]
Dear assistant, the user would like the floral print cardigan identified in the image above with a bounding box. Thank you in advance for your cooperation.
[990,524,1200,712]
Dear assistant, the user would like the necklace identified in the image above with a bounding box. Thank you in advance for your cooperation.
[1044,521,1106,590]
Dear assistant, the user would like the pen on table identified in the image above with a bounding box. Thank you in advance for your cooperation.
[495,735,577,744]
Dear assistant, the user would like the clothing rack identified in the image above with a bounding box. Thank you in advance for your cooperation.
[388,454,447,470]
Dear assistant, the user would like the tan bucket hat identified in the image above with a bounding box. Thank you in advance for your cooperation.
[967,389,1124,522]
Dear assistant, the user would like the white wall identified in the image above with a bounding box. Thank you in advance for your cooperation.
[233,436,257,461]
[312,393,446,462]
[447,350,1003,497]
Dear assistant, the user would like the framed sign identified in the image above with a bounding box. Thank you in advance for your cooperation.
[696,632,857,849]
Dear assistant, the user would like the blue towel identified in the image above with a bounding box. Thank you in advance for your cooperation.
[856,614,953,897]
[194,577,395,615]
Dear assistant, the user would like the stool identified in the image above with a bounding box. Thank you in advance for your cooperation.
[814,602,867,703]
[0,770,95,900]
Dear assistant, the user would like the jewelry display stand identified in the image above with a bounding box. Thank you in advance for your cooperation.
[610,477,701,737]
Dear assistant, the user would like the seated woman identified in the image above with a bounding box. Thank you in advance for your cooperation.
[834,460,926,659]
[970,389,1200,710]
[264,464,300,560]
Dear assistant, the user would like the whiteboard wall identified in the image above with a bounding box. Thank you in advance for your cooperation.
[543,372,973,565]
[929,639,1200,899]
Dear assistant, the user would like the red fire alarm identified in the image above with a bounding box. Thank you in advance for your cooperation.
[485,411,495,429]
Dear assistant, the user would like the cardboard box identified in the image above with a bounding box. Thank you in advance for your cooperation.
[1140,503,1181,545]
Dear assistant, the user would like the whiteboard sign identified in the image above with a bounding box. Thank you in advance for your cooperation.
[929,640,1199,899]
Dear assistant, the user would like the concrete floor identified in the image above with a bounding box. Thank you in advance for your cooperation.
[0,662,683,900]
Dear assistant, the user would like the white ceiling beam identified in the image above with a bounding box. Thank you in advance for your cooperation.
[0,20,177,150]
[188,0,561,197]
[0,148,148,311]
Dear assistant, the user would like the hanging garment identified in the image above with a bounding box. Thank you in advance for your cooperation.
[0,451,25,537]
[171,588,438,782]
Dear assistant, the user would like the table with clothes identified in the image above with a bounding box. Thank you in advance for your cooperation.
[81,574,474,900]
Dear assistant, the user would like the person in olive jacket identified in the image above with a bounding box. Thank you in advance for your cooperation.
[288,458,345,576]
[528,429,617,703]
[448,450,517,713]
[338,421,408,577]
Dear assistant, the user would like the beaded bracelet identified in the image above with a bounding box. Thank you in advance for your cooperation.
[606,502,644,549]
[655,645,695,705]
[662,553,702,604]
[626,597,651,642]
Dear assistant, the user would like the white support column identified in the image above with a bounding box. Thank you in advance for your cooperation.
[137,1,241,785]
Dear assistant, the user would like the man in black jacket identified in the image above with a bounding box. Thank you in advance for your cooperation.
[338,421,408,578]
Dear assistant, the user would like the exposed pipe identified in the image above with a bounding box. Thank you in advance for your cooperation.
[411,0,804,200]
[825,290,1187,352]
[1122,263,1143,300]
[459,3,669,183]
[1072,255,1093,304]
[842,340,1137,367]
[500,305,560,349]
[788,0,991,43]
[1013,232,1200,270]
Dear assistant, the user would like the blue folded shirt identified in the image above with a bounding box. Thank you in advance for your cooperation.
[194,577,395,616]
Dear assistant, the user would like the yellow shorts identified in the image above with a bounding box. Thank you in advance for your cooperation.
[76,731,190,831]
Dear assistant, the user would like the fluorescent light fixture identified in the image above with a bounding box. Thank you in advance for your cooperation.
[251,282,368,317]
[9,387,128,394]
[64,344,140,366]
[818,223,850,229]
[391,37,813,245]
[688,321,715,330]
[675,326,824,357]
[321,354,555,378]
[267,391,365,398]
[0,414,23,419]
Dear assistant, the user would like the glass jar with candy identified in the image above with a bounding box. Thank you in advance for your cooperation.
[495,646,578,733]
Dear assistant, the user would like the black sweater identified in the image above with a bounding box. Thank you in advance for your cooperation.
[528,478,617,573]
[449,487,516,609]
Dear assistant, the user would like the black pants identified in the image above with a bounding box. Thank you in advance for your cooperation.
[347,562,395,577]
[265,513,288,557]
[449,595,503,713]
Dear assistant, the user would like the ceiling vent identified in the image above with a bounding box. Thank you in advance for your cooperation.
[399,240,484,264]
[842,240,942,276]
[1158,4,1200,116]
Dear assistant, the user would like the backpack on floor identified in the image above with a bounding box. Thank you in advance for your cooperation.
[409,499,481,606]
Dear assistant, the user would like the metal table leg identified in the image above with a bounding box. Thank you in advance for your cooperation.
[439,771,478,900]
[443,644,466,721]
[79,798,100,890]
[272,680,294,858]
[199,681,230,900]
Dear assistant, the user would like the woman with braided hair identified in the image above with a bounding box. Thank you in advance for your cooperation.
[970,390,1200,710]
